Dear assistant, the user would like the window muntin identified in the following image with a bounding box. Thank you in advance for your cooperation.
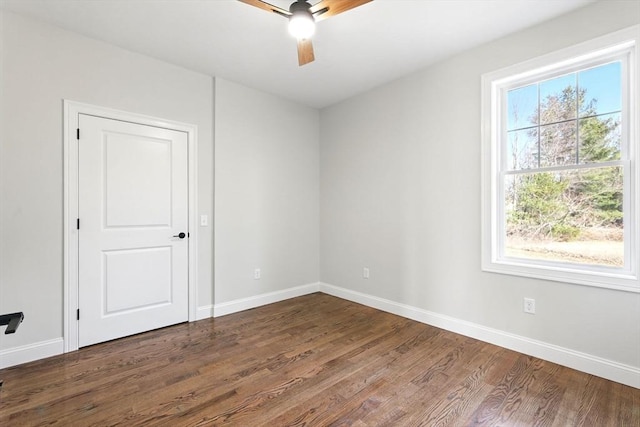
[482,27,639,292]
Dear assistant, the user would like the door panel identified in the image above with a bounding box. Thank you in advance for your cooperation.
[78,114,188,347]
[104,133,172,227]
[103,247,172,314]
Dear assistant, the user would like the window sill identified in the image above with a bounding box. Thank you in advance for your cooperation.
[482,258,640,293]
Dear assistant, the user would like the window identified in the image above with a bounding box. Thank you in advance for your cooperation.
[481,27,639,292]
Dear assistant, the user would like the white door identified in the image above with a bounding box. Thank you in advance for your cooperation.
[78,114,189,347]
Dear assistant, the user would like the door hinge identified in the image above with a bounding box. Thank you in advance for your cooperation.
[77,309,80,320]
[77,218,80,230]
[77,128,80,140]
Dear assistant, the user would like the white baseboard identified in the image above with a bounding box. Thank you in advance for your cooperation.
[196,304,214,321]
[0,338,64,369]
[319,282,640,389]
[213,282,321,317]
[3,285,637,389]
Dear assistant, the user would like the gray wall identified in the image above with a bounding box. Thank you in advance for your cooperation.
[319,0,640,368]
[214,78,320,304]
[0,10,214,350]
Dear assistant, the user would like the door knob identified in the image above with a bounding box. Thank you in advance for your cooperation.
[173,232,186,239]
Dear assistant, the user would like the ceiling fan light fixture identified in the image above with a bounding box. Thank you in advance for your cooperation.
[288,9,315,39]
[239,0,373,66]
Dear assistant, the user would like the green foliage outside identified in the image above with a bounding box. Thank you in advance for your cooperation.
[506,83,623,243]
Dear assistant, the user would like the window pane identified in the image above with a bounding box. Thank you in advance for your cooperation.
[578,62,621,117]
[539,121,576,167]
[507,84,538,130]
[507,128,538,170]
[540,73,577,125]
[579,113,621,163]
[505,166,623,267]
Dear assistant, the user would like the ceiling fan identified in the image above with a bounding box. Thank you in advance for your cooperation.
[239,0,373,66]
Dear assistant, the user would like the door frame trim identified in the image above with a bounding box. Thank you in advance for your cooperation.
[63,100,198,352]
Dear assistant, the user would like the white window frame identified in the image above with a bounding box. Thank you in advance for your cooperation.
[481,26,640,293]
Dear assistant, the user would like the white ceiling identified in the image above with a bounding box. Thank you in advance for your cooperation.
[0,0,595,108]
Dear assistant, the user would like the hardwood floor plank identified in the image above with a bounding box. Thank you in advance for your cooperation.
[408,348,506,426]
[1,293,637,426]
[467,355,547,425]
[263,322,427,425]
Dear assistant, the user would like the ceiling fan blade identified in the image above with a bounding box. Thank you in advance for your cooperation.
[297,38,315,66]
[310,0,373,22]
[238,0,290,17]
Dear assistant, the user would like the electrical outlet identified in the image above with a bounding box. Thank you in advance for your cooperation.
[363,267,370,279]
[524,297,536,314]
[254,268,261,280]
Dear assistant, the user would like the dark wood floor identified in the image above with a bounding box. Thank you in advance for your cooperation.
[0,293,638,426]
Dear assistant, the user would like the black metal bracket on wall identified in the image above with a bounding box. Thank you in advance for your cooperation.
[1,312,24,334]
